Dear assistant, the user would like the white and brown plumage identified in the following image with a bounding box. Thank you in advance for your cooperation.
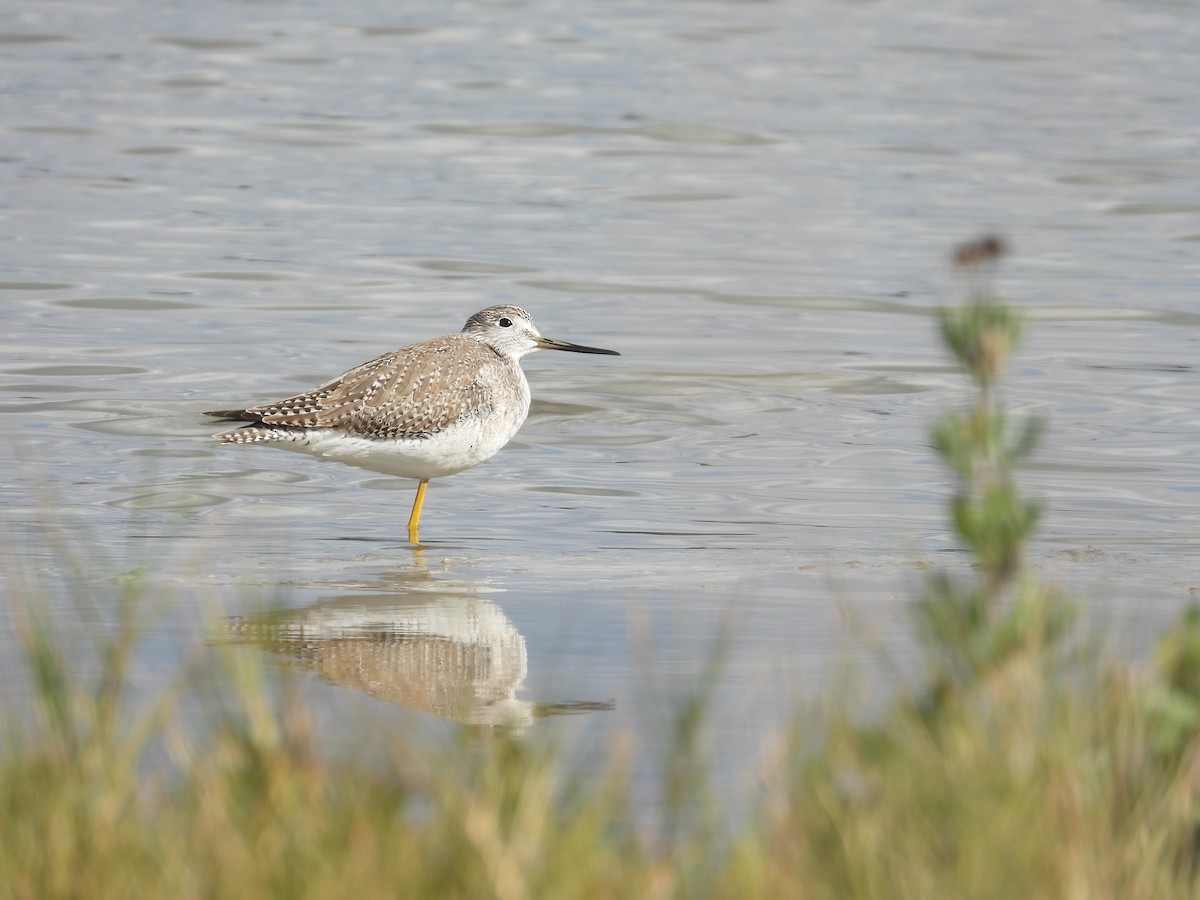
[205,305,619,542]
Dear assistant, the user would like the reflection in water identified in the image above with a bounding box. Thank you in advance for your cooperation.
[226,577,612,729]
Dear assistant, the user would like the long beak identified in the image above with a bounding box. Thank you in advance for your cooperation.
[536,335,620,356]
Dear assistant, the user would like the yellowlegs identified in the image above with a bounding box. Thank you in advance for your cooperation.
[205,305,619,543]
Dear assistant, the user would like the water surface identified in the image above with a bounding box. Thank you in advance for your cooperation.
[1,0,1198,804]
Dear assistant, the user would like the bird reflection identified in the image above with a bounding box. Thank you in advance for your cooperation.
[225,578,613,729]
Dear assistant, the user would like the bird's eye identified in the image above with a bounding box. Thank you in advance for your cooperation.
[498,317,513,327]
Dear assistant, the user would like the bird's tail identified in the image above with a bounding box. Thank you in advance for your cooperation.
[204,408,258,422]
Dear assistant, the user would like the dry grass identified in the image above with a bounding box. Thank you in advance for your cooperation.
[4,577,1200,900]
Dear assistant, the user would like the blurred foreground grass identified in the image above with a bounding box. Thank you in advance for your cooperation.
[5,241,1200,899]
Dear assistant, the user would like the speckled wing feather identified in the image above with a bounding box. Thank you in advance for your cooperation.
[214,335,502,442]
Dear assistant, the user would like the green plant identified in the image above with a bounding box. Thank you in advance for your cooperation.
[918,236,1070,703]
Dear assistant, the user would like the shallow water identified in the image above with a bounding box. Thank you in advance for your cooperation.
[2,0,1198,803]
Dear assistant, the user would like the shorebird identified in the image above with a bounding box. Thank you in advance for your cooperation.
[205,305,619,543]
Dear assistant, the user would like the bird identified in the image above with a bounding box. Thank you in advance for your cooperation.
[205,305,619,543]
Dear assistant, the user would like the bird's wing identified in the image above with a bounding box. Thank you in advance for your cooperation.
[234,337,499,440]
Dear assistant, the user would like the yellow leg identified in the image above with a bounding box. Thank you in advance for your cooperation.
[407,479,429,543]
